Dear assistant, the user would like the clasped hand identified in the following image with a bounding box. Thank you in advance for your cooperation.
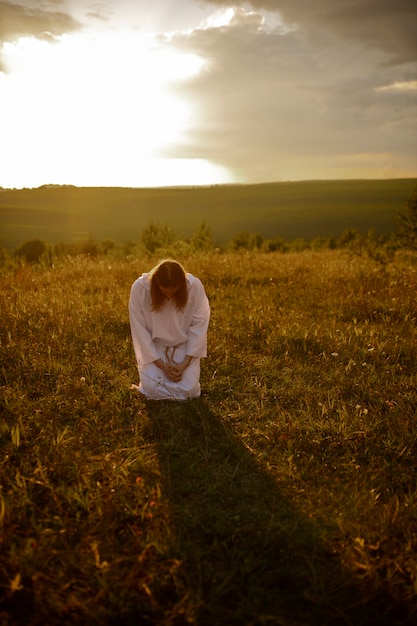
[155,356,192,383]
[164,361,186,382]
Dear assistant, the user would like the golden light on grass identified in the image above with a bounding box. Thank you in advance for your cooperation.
[1,249,416,623]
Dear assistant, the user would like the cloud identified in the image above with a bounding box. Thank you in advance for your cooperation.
[0,0,81,70]
[204,0,417,64]
[375,80,417,92]
[164,4,417,180]
[199,5,265,29]
[1,1,415,182]
[86,12,108,23]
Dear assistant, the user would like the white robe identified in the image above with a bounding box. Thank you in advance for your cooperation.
[129,272,210,400]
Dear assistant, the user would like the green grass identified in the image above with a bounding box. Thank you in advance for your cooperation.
[0,250,416,625]
[1,178,416,250]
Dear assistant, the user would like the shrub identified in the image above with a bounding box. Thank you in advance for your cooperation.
[0,247,12,269]
[81,236,99,257]
[310,236,337,250]
[189,222,213,252]
[15,239,48,263]
[229,231,264,251]
[141,221,177,254]
[397,186,417,250]
[101,239,116,255]
[338,228,362,249]
[261,236,288,252]
[289,237,310,252]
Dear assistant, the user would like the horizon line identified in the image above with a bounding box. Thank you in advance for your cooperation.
[1,176,416,192]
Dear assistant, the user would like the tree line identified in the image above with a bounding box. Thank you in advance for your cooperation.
[2,186,416,266]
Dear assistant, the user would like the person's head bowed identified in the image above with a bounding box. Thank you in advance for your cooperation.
[149,259,188,311]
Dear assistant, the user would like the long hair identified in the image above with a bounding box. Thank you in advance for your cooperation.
[149,259,188,311]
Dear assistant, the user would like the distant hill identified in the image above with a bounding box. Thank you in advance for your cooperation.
[0,179,415,249]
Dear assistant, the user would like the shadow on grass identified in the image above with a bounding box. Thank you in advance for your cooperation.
[145,397,412,626]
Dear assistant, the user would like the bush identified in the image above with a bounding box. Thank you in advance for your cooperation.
[189,222,213,252]
[229,231,264,251]
[261,236,288,252]
[141,221,177,254]
[101,239,116,255]
[289,237,310,252]
[397,186,417,250]
[310,236,337,250]
[15,239,48,263]
[81,236,99,257]
[0,247,12,269]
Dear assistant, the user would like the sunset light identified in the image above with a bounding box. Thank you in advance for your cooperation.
[0,0,416,188]
[1,5,416,623]
[0,29,232,188]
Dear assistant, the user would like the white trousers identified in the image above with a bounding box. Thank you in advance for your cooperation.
[136,343,201,400]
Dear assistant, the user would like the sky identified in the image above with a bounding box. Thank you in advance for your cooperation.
[0,0,416,188]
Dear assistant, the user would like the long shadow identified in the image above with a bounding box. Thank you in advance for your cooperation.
[145,397,412,626]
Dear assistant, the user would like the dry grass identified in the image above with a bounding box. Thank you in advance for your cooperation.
[0,250,416,625]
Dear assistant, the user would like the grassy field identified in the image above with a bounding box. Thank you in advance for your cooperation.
[1,178,416,250]
[0,250,416,625]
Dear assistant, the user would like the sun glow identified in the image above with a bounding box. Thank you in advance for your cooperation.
[0,32,231,188]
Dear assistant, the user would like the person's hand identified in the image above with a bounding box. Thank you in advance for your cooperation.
[154,358,184,382]
[160,355,193,382]
[165,362,183,382]
[165,359,191,382]
[155,356,193,382]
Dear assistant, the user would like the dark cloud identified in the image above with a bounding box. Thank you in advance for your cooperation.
[0,1,81,43]
[1,1,415,182]
[167,9,417,180]
[205,0,417,64]
[0,1,81,72]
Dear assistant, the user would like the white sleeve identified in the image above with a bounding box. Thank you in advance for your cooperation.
[128,280,159,365]
[186,279,210,357]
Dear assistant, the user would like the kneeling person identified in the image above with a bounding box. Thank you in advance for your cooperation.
[129,259,210,400]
